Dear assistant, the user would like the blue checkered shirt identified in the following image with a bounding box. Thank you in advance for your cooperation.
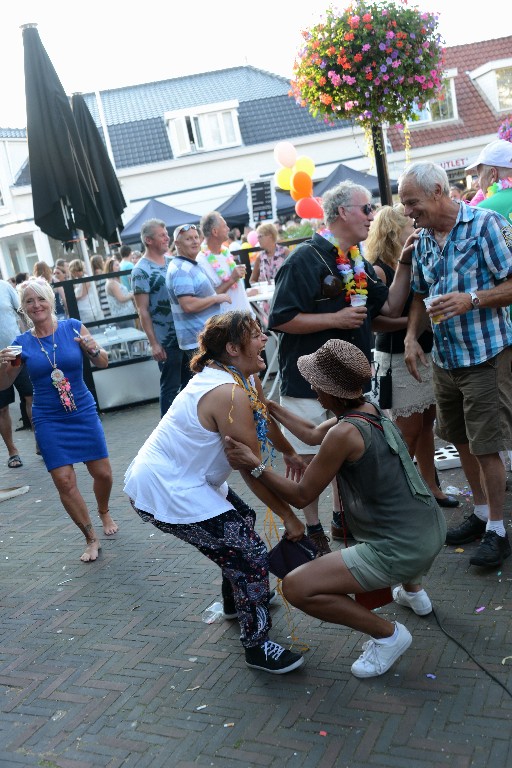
[411,203,512,369]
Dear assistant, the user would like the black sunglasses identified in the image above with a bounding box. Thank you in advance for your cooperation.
[344,203,373,216]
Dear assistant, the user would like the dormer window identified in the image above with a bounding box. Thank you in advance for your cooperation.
[166,100,242,157]
[470,59,512,112]
[409,69,458,125]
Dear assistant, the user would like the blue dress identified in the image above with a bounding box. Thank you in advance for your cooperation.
[14,318,108,471]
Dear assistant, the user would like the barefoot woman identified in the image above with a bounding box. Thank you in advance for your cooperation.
[0,277,117,561]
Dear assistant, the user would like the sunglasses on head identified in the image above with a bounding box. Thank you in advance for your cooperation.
[174,224,198,239]
[344,203,373,216]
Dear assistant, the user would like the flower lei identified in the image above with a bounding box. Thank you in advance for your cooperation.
[486,178,512,197]
[318,228,368,303]
[215,362,275,465]
[201,243,238,289]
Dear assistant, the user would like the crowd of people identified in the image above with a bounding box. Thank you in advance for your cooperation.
[2,142,512,678]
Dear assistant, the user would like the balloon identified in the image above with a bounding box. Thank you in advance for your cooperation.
[247,231,259,247]
[290,170,313,199]
[295,197,324,219]
[290,187,303,202]
[274,166,292,191]
[293,156,316,177]
[273,141,297,168]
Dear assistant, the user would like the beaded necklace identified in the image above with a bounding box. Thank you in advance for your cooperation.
[33,326,77,412]
[318,228,368,303]
[486,177,512,197]
[201,243,238,290]
[214,362,274,464]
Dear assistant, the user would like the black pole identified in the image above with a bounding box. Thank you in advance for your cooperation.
[371,123,393,206]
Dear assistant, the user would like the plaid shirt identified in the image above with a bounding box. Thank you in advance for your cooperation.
[411,203,512,369]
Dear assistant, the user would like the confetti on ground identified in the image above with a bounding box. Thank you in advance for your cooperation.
[224,723,235,727]
[319,731,327,737]
[196,705,207,711]
[495,606,503,611]
[187,686,200,691]
[455,548,464,553]
[475,606,486,613]
[426,673,436,679]
[502,656,512,665]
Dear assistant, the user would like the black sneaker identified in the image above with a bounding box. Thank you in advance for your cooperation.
[445,513,486,545]
[223,589,277,620]
[469,531,512,567]
[308,529,332,556]
[245,640,304,674]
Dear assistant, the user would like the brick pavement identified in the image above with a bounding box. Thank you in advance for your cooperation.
[1,399,512,767]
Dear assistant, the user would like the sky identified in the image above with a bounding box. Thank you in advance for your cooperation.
[0,0,511,128]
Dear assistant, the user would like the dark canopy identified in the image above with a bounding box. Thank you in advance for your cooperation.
[71,93,126,244]
[22,24,104,242]
[121,199,200,244]
[313,163,398,198]
[217,185,296,225]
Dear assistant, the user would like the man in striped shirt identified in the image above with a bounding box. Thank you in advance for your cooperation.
[401,161,512,569]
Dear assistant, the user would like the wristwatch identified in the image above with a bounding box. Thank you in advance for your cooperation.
[250,463,266,478]
[468,291,480,308]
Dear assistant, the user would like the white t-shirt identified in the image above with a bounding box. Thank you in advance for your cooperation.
[197,247,253,314]
[0,280,21,348]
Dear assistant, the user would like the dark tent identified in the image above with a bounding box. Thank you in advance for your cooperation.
[314,163,398,198]
[121,199,200,244]
[217,185,296,226]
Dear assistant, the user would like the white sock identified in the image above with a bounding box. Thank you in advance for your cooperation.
[473,504,489,522]
[404,588,426,598]
[374,623,398,645]
[486,519,506,537]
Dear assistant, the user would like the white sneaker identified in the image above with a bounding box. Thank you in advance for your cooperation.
[392,586,432,616]
[351,622,412,678]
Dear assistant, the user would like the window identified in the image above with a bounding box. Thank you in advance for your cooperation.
[497,67,512,111]
[470,58,512,112]
[166,100,242,157]
[410,70,457,125]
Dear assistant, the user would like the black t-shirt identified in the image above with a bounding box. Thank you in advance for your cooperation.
[268,233,388,398]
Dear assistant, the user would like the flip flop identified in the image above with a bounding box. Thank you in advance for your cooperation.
[7,454,23,469]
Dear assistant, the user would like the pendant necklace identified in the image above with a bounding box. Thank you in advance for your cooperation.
[33,326,77,412]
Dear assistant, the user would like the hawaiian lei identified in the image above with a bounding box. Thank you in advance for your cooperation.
[318,228,368,303]
[486,178,512,197]
[215,362,275,465]
[201,244,238,289]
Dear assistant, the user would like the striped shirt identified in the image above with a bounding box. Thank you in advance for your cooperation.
[411,202,512,369]
[166,256,219,350]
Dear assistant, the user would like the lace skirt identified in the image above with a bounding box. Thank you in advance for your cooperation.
[373,350,436,418]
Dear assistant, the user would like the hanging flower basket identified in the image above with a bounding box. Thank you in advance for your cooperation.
[290,0,445,155]
[498,116,512,143]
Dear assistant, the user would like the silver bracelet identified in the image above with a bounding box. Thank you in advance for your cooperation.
[88,347,101,358]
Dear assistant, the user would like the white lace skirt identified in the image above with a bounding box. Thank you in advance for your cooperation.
[373,350,436,418]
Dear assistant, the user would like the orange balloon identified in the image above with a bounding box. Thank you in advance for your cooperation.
[290,187,303,201]
[290,170,313,198]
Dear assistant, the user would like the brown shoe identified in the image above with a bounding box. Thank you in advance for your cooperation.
[331,520,355,542]
[308,529,331,556]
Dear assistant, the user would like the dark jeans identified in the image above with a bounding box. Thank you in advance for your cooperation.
[158,345,192,416]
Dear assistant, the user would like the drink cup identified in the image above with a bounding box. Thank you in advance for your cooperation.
[350,294,367,307]
[7,345,22,367]
[423,296,445,324]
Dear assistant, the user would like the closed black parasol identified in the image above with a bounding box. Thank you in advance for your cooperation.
[22,23,104,242]
[71,92,126,244]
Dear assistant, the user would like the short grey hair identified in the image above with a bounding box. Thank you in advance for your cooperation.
[200,211,222,239]
[140,218,166,246]
[322,181,371,226]
[398,162,450,197]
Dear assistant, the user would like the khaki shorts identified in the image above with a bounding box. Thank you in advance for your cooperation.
[433,348,512,455]
[279,396,331,455]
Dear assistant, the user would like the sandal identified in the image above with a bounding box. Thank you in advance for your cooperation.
[7,454,23,469]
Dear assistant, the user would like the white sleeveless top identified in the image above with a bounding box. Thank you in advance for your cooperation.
[124,367,237,524]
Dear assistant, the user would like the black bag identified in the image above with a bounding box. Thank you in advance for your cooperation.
[268,535,317,579]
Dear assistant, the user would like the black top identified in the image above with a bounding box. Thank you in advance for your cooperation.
[373,258,433,355]
[268,233,388,398]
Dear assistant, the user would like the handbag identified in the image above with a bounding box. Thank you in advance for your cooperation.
[268,535,317,579]
[378,336,393,410]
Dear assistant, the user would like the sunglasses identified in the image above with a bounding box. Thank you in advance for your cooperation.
[174,224,198,239]
[344,203,373,216]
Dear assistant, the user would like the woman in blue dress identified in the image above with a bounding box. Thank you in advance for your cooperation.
[0,278,118,562]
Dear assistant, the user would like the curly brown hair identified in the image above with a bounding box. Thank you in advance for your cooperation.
[190,311,261,373]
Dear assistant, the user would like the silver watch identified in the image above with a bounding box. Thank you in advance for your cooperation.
[250,463,266,478]
[468,291,480,308]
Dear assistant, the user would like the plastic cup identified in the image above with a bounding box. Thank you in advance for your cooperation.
[7,345,22,367]
[423,296,444,324]
[350,294,367,307]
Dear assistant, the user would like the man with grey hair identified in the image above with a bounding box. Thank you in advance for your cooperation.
[131,218,191,416]
[401,161,512,569]
[466,138,512,223]
[197,212,252,313]
[268,180,412,553]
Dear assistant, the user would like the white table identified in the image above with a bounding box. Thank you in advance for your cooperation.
[92,327,150,362]
[247,284,280,399]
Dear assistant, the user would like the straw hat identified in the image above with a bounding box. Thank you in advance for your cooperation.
[297,339,371,399]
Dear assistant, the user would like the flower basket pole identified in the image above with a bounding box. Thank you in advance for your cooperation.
[290,1,445,205]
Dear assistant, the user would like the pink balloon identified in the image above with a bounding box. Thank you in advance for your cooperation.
[273,141,297,168]
[247,231,259,247]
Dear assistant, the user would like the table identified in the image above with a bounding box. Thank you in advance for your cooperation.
[92,327,150,362]
[247,284,280,399]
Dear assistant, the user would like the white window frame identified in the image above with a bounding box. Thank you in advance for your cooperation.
[409,68,458,125]
[165,100,242,157]
[470,58,512,112]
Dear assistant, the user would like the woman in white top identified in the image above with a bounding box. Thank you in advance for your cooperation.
[124,311,306,675]
[69,259,103,325]
[104,257,136,328]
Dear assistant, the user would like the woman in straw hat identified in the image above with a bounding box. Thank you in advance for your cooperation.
[225,338,446,679]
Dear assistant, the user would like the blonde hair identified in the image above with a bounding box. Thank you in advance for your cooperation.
[69,259,85,275]
[365,204,410,269]
[33,261,53,282]
[256,222,278,240]
[18,277,57,327]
